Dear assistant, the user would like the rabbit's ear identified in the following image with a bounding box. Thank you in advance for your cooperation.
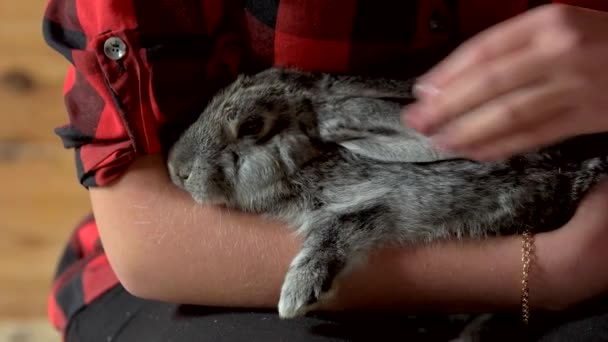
[318,98,460,163]
[323,75,417,101]
[253,67,417,101]
[338,134,459,163]
[321,119,459,163]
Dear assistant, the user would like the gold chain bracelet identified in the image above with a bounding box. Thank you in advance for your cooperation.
[520,226,534,325]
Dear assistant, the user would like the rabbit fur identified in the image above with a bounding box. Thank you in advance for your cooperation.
[167,66,608,319]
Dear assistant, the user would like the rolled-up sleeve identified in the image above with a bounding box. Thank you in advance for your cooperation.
[42,0,243,187]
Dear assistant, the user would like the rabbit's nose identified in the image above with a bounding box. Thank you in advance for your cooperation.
[168,162,193,186]
[177,168,191,182]
[176,165,192,184]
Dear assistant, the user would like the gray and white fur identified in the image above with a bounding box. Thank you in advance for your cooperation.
[167,66,608,319]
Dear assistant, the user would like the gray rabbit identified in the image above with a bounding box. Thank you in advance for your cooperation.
[167,66,608,319]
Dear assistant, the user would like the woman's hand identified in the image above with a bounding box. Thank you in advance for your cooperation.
[538,179,608,310]
[403,4,608,161]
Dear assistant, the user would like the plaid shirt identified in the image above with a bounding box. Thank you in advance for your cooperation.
[42,0,608,338]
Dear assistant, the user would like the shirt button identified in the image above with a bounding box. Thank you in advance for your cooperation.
[103,37,127,60]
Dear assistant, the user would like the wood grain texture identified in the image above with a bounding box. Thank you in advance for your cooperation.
[0,319,59,342]
[0,0,92,325]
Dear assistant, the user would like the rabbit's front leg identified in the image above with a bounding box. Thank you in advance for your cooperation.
[277,207,388,319]
[278,219,348,319]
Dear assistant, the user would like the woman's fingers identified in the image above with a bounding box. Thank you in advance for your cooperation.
[453,110,577,161]
[405,47,554,135]
[428,78,573,153]
[403,5,608,161]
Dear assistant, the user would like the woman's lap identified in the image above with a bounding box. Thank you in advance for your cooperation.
[64,285,477,341]
[65,284,608,342]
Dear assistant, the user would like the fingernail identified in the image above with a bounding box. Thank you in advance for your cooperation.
[431,133,457,151]
[413,82,441,99]
[431,140,454,155]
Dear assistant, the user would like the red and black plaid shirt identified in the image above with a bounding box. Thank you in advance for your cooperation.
[42,0,608,338]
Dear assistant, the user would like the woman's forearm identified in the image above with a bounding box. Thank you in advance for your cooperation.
[90,154,562,313]
[91,155,300,308]
[325,234,560,314]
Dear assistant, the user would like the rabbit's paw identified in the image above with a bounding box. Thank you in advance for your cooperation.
[277,262,332,319]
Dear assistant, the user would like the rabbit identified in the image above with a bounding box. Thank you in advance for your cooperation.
[166,66,608,319]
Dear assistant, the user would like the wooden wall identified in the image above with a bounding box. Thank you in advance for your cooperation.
[0,0,92,328]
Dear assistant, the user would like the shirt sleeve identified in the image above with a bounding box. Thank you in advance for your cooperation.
[42,0,243,188]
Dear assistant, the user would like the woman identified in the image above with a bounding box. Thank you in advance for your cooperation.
[42,0,608,340]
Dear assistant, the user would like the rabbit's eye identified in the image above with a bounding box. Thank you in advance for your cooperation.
[237,117,264,139]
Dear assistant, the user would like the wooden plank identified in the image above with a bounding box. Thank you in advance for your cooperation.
[0,0,91,321]
[0,319,60,342]
[0,146,91,319]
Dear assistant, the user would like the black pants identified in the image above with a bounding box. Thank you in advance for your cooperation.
[66,285,608,342]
